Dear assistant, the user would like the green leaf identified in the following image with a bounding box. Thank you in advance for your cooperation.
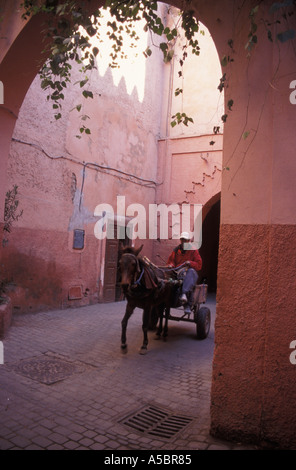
[250,5,260,16]
[160,42,168,52]
[242,131,250,139]
[227,99,234,110]
[165,50,174,62]
[175,88,183,96]
[80,78,89,88]
[82,90,93,99]
[143,46,152,57]
[221,55,228,67]
[92,47,99,57]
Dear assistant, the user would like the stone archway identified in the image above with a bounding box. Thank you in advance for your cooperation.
[1,0,296,448]
[0,11,51,224]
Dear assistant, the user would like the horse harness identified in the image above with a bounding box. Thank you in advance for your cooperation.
[120,253,145,289]
[120,253,186,291]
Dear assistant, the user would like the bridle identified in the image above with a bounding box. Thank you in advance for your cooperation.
[120,253,145,288]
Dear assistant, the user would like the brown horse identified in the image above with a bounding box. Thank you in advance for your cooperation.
[119,245,177,354]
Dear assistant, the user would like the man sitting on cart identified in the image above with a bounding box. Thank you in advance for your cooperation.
[167,232,202,315]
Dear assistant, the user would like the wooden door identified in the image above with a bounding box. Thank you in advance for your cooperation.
[103,222,132,303]
[103,237,119,302]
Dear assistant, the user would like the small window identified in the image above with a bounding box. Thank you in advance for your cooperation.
[73,229,85,250]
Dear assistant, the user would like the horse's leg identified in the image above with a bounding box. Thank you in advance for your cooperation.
[163,306,170,340]
[155,305,164,339]
[121,302,134,353]
[139,307,150,355]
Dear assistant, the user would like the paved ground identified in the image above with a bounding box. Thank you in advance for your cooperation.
[0,294,257,451]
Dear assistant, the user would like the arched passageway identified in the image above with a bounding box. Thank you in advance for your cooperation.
[2,0,296,449]
[3,3,223,310]
[199,194,220,292]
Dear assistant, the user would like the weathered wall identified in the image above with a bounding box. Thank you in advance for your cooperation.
[160,11,224,139]
[155,134,222,268]
[154,18,223,277]
[0,5,51,229]
[3,8,165,311]
[206,0,296,449]
[1,0,296,450]
[4,4,222,311]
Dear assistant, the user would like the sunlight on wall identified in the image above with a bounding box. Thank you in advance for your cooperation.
[93,9,148,102]
[170,22,224,137]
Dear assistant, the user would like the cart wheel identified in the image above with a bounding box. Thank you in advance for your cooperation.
[194,306,211,339]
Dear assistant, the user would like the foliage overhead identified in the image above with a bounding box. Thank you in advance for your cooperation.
[20,0,296,138]
[21,0,201,134]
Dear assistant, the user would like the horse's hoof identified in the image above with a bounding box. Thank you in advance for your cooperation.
[139,346,148,355]
[121,344,128,354]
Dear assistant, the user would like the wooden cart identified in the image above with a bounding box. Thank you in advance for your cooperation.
[167,283,211,340]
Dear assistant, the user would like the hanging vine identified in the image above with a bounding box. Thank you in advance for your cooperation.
[20,0,296,141]
[20,0,201,134]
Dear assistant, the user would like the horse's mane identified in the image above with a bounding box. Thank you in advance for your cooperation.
[121,246,138,254]
[120,245,143,257]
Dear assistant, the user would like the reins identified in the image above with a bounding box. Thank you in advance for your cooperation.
[133,267,145,287]
[142,256,188,275]
[120,253,187,290]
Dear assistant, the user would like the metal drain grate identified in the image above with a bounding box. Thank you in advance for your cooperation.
[120,405,193,440]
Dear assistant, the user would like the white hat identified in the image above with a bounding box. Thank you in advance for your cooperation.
[180,232,190,240]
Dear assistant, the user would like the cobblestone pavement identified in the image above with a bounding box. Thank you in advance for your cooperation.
[0,294,257,451]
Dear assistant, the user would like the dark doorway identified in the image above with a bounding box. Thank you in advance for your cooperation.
[199,198,220,292]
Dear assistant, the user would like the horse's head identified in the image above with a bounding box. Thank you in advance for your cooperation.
[118,245,143,288]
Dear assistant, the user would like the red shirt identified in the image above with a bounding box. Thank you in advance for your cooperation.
[167,245,202,273]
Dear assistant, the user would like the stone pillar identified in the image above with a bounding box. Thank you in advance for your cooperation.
[210,2,296,448]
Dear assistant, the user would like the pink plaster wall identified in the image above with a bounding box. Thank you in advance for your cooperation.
[154,134,222,267]
[3,0,296,449]
[207,0,296,448]
[153,13,223,270]
[5,38,164,310]
[0,7,51,226]
[4,4,222,312]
